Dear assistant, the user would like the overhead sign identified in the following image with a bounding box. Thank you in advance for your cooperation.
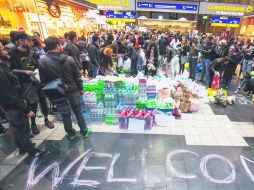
[200,2,253,16]
[136,1,198,13]
[86,0,135,10]
[106,11,136,23]
[211,16,240,28]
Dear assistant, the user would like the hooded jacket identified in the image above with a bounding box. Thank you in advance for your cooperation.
[38,51,82,93]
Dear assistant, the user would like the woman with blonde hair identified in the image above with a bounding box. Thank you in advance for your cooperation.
[100,47,114,76]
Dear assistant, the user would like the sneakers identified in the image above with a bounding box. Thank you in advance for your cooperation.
[31,123,40,135]
[66,128,92,140]
[37,111,43,118]
[82,128,92,138]
[28,149,49,157]
[45,120,55,129]
[66,132,77,140]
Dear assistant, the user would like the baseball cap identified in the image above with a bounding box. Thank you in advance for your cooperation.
[15,32,35,41]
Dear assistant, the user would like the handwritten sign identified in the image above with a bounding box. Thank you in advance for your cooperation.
[26,149,254,189]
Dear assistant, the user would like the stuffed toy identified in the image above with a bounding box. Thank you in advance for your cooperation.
[227,96,235,106]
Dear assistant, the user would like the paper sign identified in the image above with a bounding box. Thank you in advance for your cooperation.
[128,118,145,132]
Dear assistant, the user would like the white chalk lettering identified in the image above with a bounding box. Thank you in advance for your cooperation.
[166,150,199,179]
[140,149,148,182]
[235,96,252,105]
[71,152,112,188]
[26,149,91,190]
[240,155,254,182]
[26,148,254,189]
[200,154,235,184]
[107,153,137,183]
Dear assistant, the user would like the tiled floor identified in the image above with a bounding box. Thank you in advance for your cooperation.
[72,103,251,147]
[1,133,254,190]
[0,94,253,188]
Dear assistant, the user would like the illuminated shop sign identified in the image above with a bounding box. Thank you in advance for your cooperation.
[106,11,136,23]
[200,2,253,16]
[86,0,135,10]
[137,2,197,11]
[211,16,240,27]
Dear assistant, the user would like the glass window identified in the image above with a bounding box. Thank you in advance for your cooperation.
[0,0,37,36]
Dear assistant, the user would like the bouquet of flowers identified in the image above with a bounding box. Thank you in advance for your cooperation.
[213,89,227,107]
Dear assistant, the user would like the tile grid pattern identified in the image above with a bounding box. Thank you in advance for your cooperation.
[0,104,252,181]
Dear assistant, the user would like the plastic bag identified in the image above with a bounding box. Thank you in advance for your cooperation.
[211,72,220,89]
[189,99,199,112]
[172,107,181,118]
[154,110,175,127]
[117,56,124,68]
[123,58,131,72]
[158,88,171,100]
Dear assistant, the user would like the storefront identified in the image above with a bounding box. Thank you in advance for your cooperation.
[105,11,136,30]
[199,2,253,35]
[240,11,254,38]
[0,0,97,39]
[136,0,198,32]
[138,18,196,33]
[86,0,135,11]
[85,0,136,30]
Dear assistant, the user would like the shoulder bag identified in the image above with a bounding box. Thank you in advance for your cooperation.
[42,56,68,100]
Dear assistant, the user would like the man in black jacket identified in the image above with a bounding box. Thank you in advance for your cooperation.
[208,57,229,88]
[200,36,217,84]
[38,37,91,139]
[88,35,100,78]
[222,45,243,89]
[8,32,54,135]
[0,42,48,157]
[158,33,168,69]
[64,31,83,71]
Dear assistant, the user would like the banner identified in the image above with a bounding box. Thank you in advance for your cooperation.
[200,2,253,16]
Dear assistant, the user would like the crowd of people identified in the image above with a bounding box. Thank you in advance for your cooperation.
[0,29,254,157]
[61,30,254,91]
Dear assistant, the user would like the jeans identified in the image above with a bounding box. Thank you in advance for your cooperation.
[91,64,100,78]
[171,56,180,78]
[201,58,212,83]
[5,110,35,153]
[180,55,188,74]
[242,59,252,77]
[189,57,198,80]
[55,91,87,136]
[23,82,49,125]
[159,55,165,69]
[131,58,137,76]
